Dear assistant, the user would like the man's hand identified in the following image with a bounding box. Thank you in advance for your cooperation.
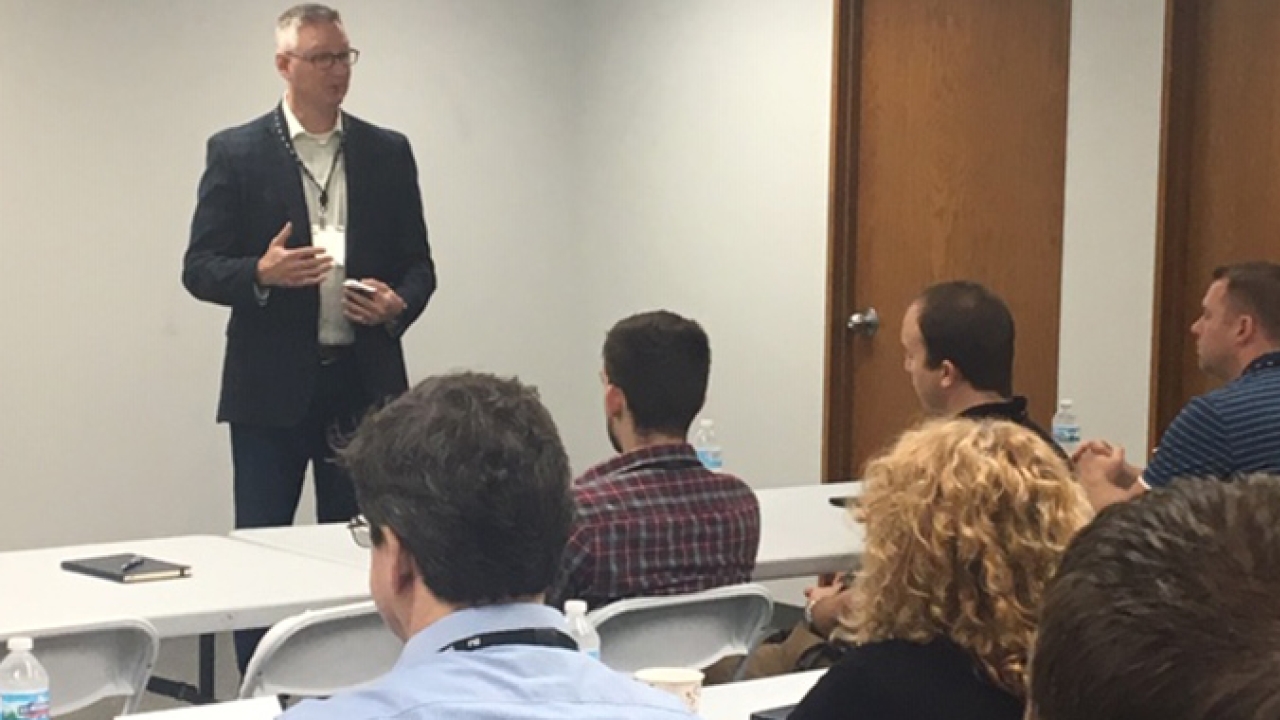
[804,584,851,637]
[344,278,407,326]
[1075,441,1146,511]
[848,496,866,523]
[255,223,333,287]
[804,583,842,604]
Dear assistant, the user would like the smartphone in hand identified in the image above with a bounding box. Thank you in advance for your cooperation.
[343,279,377,295]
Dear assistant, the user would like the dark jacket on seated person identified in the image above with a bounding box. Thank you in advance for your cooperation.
[787,637,1023,720]
[959,396,1066,460]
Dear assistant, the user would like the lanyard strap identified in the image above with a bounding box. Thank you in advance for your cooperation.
[273,104,345,212]
[440,628,579,654]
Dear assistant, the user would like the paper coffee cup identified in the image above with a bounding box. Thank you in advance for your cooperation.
[634,667,704,712]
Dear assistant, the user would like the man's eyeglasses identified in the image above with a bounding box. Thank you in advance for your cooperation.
[288,49,360,70]
[347,514,372,548]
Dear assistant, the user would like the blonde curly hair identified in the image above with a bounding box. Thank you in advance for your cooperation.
[834,418,1090,698]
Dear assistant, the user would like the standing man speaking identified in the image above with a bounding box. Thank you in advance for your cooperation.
[184,4,434,556]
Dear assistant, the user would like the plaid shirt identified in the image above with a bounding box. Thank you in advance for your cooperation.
[549,443,761,610]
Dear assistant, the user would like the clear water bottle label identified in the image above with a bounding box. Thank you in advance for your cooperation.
[1052,424,1081,445]
[696,447,723,471]
[2,690,51,720]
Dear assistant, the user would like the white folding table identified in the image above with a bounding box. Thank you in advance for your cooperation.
[753,482,862,580]
[117,669,822,719]
[699,670,824,719]
[231,482,864,582]
[118,696,282,720]
[0,535,369,702]
[230,524,365,569]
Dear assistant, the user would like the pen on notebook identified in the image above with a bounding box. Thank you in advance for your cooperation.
[120,556,145,573]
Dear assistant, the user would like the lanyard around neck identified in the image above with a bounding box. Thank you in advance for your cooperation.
[273,105,345,212]
[440,627,578,654]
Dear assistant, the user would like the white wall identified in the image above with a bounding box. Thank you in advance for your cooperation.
[1058,0,1167,457]
[573,0,835,487]
[0,0,1169,551]
[0,0,595,549]
[573,0,1169,479]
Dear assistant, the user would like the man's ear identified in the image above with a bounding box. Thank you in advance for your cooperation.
[1233,311,1257,346]
[604,383,627,419]
[275,53,292,82]
[938,359,961,389]
[382,527,418,594]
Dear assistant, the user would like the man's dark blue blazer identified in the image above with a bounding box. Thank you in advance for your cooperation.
[183,107,436,428]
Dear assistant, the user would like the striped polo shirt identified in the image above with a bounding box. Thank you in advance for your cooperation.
[1144,350,1280,488]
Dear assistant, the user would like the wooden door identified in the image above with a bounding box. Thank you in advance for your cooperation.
[1152,0,1280,442]
[823,0,1071,480]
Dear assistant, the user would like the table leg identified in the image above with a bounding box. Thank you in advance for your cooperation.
[199,633,216,699]
[144,634,219,704]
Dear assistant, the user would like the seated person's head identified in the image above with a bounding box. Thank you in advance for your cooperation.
[601,310,710,453]
[1194,261,1280,381]
[340,372,574,640]
[1031,476,1280,720]
[839,419,1089,698]
[901,281,1015,415]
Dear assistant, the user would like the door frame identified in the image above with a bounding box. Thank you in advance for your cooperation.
[820,0,864,483]
[1148,0,1196,447]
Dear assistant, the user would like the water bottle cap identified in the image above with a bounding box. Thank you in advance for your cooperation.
[564,600,588,617]
[7,637,32,652]
[1060,399,1074,409]
[699,419,713,427]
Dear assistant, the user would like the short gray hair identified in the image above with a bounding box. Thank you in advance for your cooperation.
[276,4,342,52]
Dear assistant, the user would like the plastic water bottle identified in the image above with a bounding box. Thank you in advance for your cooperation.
[691,419,723,472]
[563,600,601,661]
[0,638,51,720]
[1052,399,1081,456]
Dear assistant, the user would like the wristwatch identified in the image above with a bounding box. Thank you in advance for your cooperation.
[803,597,817,629]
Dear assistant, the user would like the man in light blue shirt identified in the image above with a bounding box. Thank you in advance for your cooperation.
[282,372,693,720]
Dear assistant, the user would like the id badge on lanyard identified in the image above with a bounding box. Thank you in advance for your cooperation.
[312,223,346,267]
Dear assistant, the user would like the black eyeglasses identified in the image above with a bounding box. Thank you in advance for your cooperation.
[288,48,360,70]
[347,514,372,548]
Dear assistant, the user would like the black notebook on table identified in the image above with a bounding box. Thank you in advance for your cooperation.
[751,705,796,720]
[61,553,191,584]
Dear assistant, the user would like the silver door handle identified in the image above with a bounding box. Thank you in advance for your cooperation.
[847,308,880,337]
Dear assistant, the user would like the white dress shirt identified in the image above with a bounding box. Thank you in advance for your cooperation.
[280,97,353,347]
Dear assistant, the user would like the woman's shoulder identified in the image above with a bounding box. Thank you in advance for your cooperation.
[793,637,1022,720]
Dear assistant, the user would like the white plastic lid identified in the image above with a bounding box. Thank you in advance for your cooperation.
[699,419,714,427]
[1059,399,1074,409]
[564,599,588,617]
[7,637,32,652]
